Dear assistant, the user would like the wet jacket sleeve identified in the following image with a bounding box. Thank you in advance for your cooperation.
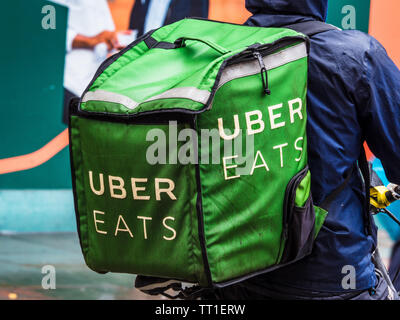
[359,36,400,184]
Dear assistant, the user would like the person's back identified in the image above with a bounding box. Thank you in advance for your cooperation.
[215,0,400,300]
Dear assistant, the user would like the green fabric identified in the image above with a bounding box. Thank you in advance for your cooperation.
[69,18,327,286]
[295,171,311,207]
[314,206,328,239]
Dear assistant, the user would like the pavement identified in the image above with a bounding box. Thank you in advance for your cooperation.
[0,232,166,300]
[0,229,395,300]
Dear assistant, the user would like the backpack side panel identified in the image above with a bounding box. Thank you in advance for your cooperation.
[69,115,207,284]
[197,46,310,283]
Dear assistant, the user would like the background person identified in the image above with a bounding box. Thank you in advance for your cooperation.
[51,0,125,124]
[129,0,209,38]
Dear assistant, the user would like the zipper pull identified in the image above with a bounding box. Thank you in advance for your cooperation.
[253,51,271,95]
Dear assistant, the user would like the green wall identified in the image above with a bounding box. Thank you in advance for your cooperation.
[0,0,70,189]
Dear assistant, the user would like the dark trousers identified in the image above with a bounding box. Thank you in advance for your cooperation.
[210,269,391,300]
[389,240,400,291]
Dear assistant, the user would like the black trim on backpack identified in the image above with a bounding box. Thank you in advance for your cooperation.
[316,151,372,238]
[319,148,373,237]
[68,98,82,248]
[358,147,374,236]
[213,245,318,288]
[284,21,340,37]
[192,116,213,288]
[143,36,158,49]
[319,165,354,211]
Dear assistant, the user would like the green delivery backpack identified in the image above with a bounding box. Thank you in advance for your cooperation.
[69,18,334,289]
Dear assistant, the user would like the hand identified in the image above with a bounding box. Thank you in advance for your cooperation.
[72,30,124,51]
[92,30,124,51]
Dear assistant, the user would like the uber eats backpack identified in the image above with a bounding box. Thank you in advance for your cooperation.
[69,19,337,289]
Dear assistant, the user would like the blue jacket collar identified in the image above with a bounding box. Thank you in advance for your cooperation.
[245,0,328,27]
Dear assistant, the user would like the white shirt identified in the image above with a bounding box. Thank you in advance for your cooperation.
[51,0,115,96]
[144,0,172,34]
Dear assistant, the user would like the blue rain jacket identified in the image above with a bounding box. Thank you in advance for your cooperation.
[244,0,400,292]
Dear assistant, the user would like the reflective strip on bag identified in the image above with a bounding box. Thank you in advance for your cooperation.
[218,42,308,90]
[82,87,211,110]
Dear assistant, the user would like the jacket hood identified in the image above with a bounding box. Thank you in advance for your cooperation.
[245,0,328,22]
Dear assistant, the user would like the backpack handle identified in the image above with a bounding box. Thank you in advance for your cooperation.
[173,37,230,55]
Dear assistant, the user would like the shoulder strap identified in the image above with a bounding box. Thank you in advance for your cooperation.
[358,147,374,235]
[286,21,374,235]
[284,20,340,37]
[319,149,373,236]
[290,20,345,211]
[319,165,354,210]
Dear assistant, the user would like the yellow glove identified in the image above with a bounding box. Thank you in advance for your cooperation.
[370,186,395,209]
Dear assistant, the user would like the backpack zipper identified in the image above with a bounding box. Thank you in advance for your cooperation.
[253,51,271,95]
[224,36,306,97]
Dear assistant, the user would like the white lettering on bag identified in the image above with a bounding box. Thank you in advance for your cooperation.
[221,137,305,180]
[155,178,177,201]
[93,210,176,241]
[295,137,304,162]
[273,143,289,168]
[246,110,265,135]
[218,115,240,140]
[268,103,286,130]
[109,176,127,199]
[137,216,152,239]
[217,97,304,140]
[222,155,240,180]
[288,98,303,124]
[250,150,270,175]
[163,217,177,241]
[89,175,178,201]
[131,178,150,200]
[114,215,133,237]
[89,171,104,195]
[93,210,107,234]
